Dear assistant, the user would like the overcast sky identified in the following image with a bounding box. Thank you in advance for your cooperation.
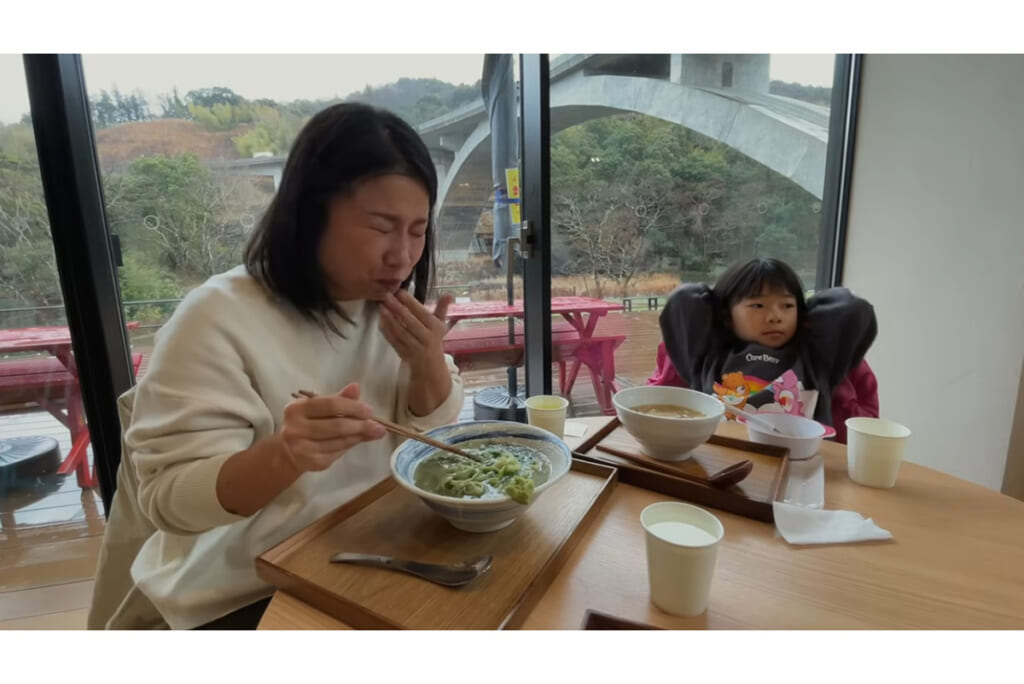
[0,53,837,125]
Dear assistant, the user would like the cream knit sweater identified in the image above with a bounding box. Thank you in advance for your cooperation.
[122,265,463,628]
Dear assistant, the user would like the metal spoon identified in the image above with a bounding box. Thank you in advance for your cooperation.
[330,552,493,587]
[595,445,753,488]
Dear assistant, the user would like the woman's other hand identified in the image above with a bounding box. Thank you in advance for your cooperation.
[378,290,451,370]
[378,290,454,416]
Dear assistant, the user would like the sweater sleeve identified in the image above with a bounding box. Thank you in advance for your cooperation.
[395,352,464,431]
[658,283,719,387]
[126,287,265,535]
[647,341,688,388]
[803,288,878,388]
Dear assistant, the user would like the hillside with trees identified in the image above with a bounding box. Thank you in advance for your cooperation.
[2,73,826,322]
[769,80,832,106]
[87,79,480,161]
[549,114,821,298]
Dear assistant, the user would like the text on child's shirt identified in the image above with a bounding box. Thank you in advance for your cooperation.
[745,352,781,364]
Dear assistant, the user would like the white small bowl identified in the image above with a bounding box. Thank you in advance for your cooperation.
[612,386,725,461]
[744,413,825,461]
[390,420,572,533]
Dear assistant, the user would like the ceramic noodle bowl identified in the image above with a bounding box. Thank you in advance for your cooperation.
[612,386,725,461]
[390,420,572,533]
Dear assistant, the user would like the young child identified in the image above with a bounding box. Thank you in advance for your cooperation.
[653,258,877,430]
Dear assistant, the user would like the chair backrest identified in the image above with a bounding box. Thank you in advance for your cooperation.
[86,385,165,629]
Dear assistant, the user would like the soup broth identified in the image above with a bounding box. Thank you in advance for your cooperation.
[633,403,706,419]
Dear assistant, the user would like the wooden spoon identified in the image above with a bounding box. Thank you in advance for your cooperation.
[291,389,484,463]
[594,444,753,489]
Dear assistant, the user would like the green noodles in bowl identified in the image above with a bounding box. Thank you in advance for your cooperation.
[390,420,573,533]
[413,442,552,505]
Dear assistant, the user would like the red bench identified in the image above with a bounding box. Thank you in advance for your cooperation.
[0,357,79,405]
[0,352,144,487]
[443,322,624,414]
[0,353,143,401]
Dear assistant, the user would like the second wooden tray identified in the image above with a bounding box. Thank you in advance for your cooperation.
[574,417,789,522]
[255,459,618,629]
[581,609,660,630]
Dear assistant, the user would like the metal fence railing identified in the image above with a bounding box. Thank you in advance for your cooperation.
[0,299,186,332]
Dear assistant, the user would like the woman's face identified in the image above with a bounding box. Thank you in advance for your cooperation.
[318,174,430,301]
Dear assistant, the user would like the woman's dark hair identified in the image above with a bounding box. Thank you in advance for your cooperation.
[244,102,437,335]
[712,257,808,332]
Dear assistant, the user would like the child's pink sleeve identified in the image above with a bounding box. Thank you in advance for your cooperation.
[830,360,880,443]
[647,342,688,388]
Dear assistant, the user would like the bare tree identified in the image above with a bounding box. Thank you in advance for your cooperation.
[553,179,665,298]
[554,184,616,298]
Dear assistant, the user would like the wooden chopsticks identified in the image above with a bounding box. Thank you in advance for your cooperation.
[593,444,701,479]
[290,389,483,463]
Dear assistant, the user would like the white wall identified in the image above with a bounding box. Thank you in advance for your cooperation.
[842,54,1024,490]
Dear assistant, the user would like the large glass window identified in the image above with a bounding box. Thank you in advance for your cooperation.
[79,54,528,423]
[0,56,106,549]
[544,53,840,416]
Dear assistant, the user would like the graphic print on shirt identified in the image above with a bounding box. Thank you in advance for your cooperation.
[714,369,819,419]
[755,369,818,417]
[713,372,764,417]
[769,370,802,415]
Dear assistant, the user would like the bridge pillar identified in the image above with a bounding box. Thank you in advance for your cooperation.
[439,133,467,152]
[671,54,770,92]
[429,148,453,189]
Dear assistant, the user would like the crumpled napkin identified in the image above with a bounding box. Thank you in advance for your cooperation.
[772,500,892,545]
[772,455,893,545]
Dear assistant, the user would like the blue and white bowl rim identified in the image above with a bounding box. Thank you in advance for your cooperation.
[390,419,572,505]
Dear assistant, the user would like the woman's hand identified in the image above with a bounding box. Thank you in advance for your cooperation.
[278,382,386,473]
[378,290,451,371]
[215,383,386,518]
[378,290,454,416]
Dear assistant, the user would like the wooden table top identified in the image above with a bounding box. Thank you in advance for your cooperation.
[258,417,1024,629]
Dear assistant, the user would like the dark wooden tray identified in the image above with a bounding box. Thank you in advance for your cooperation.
[574,417,789,522]
[255,459,618,629]
[581,609,660,630]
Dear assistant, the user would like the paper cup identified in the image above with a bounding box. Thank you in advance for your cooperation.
[641,502,724,617]
[845,417,912,488]
[525,395,569,439]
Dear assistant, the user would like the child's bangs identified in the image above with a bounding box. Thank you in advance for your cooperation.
[737,264,799,300]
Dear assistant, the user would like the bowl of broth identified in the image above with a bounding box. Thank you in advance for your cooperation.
[390,420,572,533]
[612,386,725,461]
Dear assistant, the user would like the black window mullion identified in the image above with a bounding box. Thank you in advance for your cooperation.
[817,53,862,289]
[518,54,553,396]
[23,54,135,510]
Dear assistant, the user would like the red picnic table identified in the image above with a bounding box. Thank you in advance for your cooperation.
[442,296,625,414]
[0,324,140,488]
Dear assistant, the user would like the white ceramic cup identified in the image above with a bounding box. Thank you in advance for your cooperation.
[525,395,569,439]
[640,501,724,617]
[845,417,912,488]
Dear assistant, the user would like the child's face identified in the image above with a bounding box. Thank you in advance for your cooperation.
[318,174,430,301]
[728,286,798,348]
